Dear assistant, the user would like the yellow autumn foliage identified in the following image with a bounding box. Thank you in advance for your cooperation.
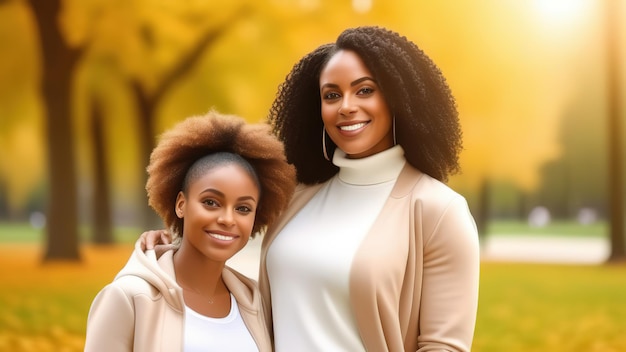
[0,243,133,352]
[0,0,616,213]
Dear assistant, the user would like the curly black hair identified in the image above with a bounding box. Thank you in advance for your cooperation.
[268,26,462,184]
[146,110,296,241]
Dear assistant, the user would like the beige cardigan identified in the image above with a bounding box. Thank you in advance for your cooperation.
[259,164,480,351]
[85,241,271,352]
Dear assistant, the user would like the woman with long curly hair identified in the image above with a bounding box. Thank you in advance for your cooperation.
[258,26,479,351]
[85,111,295,351]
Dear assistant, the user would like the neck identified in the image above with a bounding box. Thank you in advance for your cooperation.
[334,145,406,185]
[173,242,225,296]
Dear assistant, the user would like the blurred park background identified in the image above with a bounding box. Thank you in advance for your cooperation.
[0,0,625,351]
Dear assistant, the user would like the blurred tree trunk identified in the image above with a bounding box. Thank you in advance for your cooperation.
[605,0,625,263]
[131,79,161,230]
[0,181,8,219]
[519,191,529,221]
[90,96,113,244]
[475,179,490,246]
[132,7,250,230]
[30,0,82,260]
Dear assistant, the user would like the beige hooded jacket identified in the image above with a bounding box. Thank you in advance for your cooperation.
[85,240,271,352]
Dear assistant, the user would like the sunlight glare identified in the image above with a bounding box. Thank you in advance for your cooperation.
[352,0,373,14]
[534,0,589,25]
[298,0,320,12]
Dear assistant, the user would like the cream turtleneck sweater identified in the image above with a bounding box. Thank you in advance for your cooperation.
[266,146,406,352]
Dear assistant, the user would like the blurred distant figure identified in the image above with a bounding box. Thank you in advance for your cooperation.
[29,211,46,229]
[528,206,551,228]
[577,207,598,225]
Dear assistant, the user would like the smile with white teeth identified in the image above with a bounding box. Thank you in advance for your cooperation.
[339,122,367,131]
[209,233,235,241]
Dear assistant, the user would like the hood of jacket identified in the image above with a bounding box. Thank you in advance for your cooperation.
[114,240,261,314]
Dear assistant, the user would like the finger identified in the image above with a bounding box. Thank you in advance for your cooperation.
[143,230,161,250]
[159,230,172,245]
[139,232,148,251]
[155,243,177,258]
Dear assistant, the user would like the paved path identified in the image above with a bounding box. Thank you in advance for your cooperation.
[228,235,610,280]
[480,235,609,264]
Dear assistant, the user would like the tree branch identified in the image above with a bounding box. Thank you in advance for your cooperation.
[152,5,253,103]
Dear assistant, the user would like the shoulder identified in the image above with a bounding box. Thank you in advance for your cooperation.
[399,165,474,231]
[294,182,325,197]
[224,266,258,289]
[87,275,160,326]
[102,274,161,301]
[223,267,263,311]
[396,164,464,205]
[287,182,327,207]
[416,173,463,204]
[398,166,478,249]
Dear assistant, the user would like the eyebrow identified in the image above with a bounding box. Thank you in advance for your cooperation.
[350,76,376,86]
[202,188,258,203]
[320,76,377,90]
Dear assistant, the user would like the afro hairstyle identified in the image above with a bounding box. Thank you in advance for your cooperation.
[145,110,296,241]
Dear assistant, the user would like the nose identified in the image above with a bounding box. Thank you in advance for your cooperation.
[217,209,235,227]
[338,97,357,116]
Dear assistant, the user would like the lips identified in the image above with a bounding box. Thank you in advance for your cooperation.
[338,122,368,131]
[208,232,237,241]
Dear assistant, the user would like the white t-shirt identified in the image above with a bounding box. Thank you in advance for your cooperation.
[183,293,258,352]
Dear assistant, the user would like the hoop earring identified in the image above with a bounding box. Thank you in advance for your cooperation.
[322,127,330,161]
[393,115,397,146]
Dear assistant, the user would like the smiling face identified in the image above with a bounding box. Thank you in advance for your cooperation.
[175,163,260,264]
[319,49,394,159]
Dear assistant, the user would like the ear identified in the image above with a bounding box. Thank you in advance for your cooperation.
[175,191,185,218]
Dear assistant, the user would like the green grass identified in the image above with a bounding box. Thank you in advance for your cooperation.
[474,262,626,352]
[486,219,607,237]
[0,222,142,243]
[0,219,609,244]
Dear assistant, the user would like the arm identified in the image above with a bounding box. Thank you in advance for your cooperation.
[84,284,136,352]
[418,195,480,352]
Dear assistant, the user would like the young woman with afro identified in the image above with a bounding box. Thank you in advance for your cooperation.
[85,110,295,352]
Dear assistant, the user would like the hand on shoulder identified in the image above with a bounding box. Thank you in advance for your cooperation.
[139,229,175,258]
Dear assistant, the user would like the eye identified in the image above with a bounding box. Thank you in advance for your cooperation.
[203,199,220,207]
[357,87,374,95]
[236,205,254,214]
[322,91,341,100]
